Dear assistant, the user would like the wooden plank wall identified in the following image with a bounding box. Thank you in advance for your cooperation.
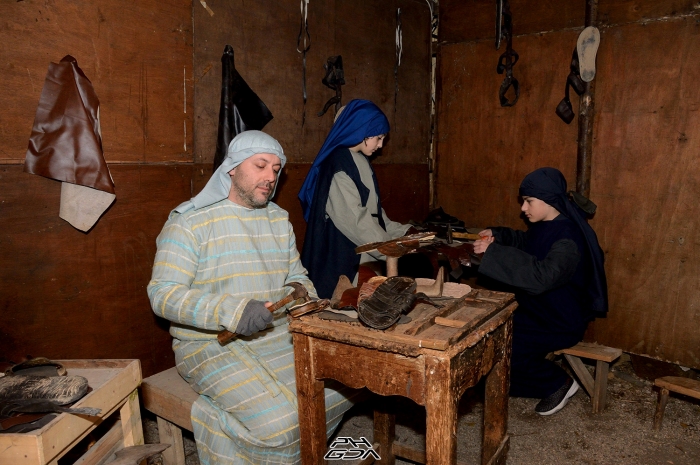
[192,0,432,241]
[436,0,700,368]
[0,0,431,376]
[0,0,192,376]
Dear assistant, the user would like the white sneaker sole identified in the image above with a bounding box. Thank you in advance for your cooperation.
[537,380,580,416]
[577,26,600,82]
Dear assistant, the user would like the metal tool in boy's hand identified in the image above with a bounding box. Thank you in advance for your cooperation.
[217,282,309,345]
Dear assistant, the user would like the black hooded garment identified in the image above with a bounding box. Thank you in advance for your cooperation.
[476,167,608,398]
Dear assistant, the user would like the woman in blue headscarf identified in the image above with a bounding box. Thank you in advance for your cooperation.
[472,167,608,416]
[299,99,412,298]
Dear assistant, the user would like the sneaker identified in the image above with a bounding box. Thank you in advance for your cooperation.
[534,378,580,416]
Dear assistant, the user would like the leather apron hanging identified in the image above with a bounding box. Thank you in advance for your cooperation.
[24,55,115,232]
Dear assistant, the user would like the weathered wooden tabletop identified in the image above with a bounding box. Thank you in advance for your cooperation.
[288,288,516,355]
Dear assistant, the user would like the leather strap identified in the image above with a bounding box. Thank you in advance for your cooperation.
[317,56,345,117]
[495,0,519,107]
[296,0,311,127]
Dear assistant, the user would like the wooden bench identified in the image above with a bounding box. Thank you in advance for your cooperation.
[554,342,622,413]
[140,367,198,465]
[653,376,700,430]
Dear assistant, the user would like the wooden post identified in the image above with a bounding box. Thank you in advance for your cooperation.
[576,0,598,198]
[653,388,670,430]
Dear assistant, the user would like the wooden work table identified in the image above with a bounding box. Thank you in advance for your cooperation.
[289,289,517,465]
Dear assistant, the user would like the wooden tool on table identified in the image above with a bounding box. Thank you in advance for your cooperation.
[217,282,309,345]
[355,232,435,277]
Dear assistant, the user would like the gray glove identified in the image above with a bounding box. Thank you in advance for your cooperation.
[235,300,274,336]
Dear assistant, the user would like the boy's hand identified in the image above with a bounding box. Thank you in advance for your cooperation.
[478,229,493,239]
[473,235,494,254]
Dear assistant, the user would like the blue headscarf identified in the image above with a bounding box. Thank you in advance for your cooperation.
[298,99,390,222]
[519,167,608,316]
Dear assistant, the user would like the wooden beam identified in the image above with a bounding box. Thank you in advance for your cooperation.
[576,0,599,197]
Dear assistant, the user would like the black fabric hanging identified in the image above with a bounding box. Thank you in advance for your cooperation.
[213,45,274,171]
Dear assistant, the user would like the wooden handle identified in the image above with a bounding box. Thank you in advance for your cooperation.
[217,329,238,345]
[267,294,296,312]
[451,232,483,241]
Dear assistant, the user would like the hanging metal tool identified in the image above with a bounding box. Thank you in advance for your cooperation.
[296,0,311,127]
[495,0,519,107]
[317,55,345,117]
[394,8,403,109]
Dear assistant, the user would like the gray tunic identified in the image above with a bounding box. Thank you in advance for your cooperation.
[325,150,410,277]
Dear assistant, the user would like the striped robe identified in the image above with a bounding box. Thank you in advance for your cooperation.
[147,199,359,464]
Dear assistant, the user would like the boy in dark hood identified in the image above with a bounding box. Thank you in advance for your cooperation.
[473,167,607,415]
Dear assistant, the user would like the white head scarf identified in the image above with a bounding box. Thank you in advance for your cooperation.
[174,130,286,213]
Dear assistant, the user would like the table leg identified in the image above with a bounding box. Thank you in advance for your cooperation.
[157,416,186,465]
[293,333,327,465]
[374,407,396,465]
[425,357,457,465]
[482,322,512,465]
[120,389,145,447]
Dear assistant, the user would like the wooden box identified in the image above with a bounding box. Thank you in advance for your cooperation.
[0,359,143,465]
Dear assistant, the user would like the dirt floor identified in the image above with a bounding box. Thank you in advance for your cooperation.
[143,353,700,465]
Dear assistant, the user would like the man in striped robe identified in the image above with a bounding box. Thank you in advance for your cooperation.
[147,131,360,464]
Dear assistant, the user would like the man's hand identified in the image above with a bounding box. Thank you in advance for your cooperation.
[235,300,274,336]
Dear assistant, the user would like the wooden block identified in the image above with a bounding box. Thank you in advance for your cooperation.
[654,376,700,399]
[554,342,622,363]
[141,367,198,432]
[434,316,467,328]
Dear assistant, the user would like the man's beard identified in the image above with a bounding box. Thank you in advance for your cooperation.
[232,181,272,209]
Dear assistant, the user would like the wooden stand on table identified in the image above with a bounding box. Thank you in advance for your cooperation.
[0,359,143,465]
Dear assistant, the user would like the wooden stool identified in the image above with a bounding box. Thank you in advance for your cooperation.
[554,342,622,413]
[141,367,199,465]
[653,376,700,430]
